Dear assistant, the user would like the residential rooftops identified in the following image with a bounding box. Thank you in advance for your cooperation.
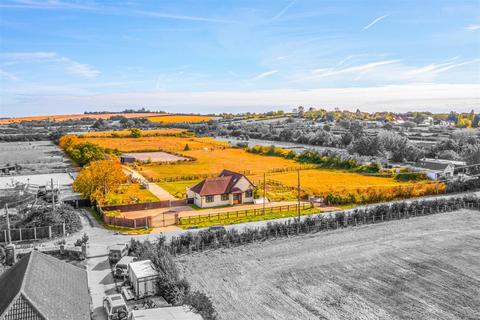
[0,250,90,320]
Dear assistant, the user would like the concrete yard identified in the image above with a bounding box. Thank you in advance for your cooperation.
[178,210,480,320]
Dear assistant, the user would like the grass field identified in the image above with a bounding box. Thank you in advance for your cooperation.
[78,128,188,138]
[139,148,302,181]
[178,210,480,320]
[103,184,159,205]
[76,135,228,153]
[0,112,164,124]
[157,179,202,198]
[147,115,212,123]
[178,205,321,229]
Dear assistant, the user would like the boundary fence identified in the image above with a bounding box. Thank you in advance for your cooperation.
[102,199,187,212]
[179,203,313,226]
[167,196,480,256]
[0,223,65,243]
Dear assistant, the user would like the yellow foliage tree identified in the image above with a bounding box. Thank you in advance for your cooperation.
[59,135,79,150]
[73,159,127,205]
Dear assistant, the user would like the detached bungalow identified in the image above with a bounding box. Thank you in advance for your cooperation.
[186,170,255,208]
[410,158,466,180]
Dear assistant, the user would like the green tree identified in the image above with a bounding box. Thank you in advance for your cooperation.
[130,127,142,138]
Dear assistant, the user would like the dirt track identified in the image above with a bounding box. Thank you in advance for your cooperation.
[178,210,480,320]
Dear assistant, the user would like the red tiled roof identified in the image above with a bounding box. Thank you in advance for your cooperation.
[190,170,254,196]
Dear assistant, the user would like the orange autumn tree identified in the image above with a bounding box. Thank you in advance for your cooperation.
[73,159,127,205]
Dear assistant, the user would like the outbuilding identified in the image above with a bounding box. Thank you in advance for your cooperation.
[128,259,158,299]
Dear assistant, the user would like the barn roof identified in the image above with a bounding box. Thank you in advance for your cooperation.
[0,250,90,320]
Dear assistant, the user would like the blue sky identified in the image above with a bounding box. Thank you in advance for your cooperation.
[0,0,479,117]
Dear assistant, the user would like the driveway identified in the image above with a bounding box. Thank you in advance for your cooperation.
[123,166,177,201]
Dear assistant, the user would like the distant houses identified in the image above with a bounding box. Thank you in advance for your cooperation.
[410,158,466,180]
[0,250,90,320]
[187,170,255,208]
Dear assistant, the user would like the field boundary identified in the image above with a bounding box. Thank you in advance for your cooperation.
[167,196,480,255]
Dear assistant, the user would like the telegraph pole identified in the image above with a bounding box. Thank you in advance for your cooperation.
[263,173,266,214]
[5,204,11,244]
[297,169,301,221]
[51,178,56,212]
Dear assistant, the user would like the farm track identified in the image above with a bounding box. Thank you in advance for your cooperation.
[178,210,480,320]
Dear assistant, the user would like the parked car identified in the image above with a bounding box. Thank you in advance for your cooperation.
[114,256,136,279]
[208,225,226,233]
[109,243,129,264]
[103,294,128,320]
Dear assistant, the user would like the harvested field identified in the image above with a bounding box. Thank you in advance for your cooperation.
[139,148,301,181]
[78,128,187,137]
[121,152,189,163]
[77,135,227,153]
[0,141,73,174]
[0,112,164,124]
[179,210,480,320]
[147,115,212,123]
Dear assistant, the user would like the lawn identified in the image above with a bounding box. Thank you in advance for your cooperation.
[76,135,228,153]
[139,148,302,181]
[147,115,212,123]
[179,210,480,320]
[103,184,159,205]
[157,179,202,198]
[178,205,321,229]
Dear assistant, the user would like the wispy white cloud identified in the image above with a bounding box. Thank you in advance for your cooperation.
[466,24,480,31]
[362,14,389,31]
[0,68,18,81]
[0,51,100,78]
[0,0,97,10]
[135,10,234,23]
[310,60,400,79]
[270,0,297,21]
[251,70,278,80]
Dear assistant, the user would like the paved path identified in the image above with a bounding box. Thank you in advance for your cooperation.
[123,166,177,201]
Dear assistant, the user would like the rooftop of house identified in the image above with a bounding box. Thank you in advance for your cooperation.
[189,170,254,196]
[0,250,90,320]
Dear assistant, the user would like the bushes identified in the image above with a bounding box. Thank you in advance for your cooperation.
[129,238,218,320]
[394,172,427,182]
[166,195,479,255]
[16,203,82,234]
[60,135,106,166]
[247,147,380,173]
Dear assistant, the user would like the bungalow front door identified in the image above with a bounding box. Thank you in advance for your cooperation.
[233,193,241,204]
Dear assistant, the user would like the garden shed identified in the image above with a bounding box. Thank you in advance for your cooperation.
[128,259,158,298]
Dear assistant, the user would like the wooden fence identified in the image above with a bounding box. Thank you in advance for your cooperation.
[179,203,313,226]
[102,199,187,212]
[103,215,152,228]
[0,224,65,243]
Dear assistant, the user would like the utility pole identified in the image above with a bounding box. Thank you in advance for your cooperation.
[5,204,11,244]
[51,178,56,212]
[297,169,301,221]
[263,173,266,214]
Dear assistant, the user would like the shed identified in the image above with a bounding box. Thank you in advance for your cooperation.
[128,306,203,320]
[128,260,158,298]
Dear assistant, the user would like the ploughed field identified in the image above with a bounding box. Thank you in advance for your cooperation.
[178,210,480,320]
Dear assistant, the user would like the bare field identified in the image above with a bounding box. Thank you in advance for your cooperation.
[178,210,480,320]
[0,112,164,124]
[0,141,73,174]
